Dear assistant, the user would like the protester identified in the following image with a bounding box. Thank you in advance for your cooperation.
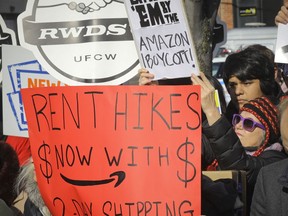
[222,45,282,123]
[16,158,51,216]
[0,141,22,216]
[192,72,287,214]
[275,0,288,25]
[250,98,288,216]
[138,68,227,169]
[4,136,50,215]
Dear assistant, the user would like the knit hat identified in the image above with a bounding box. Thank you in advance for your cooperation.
[240,96,280,155]
[6,136,31,166]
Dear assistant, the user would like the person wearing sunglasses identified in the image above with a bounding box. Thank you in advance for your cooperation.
[192,72,287,214]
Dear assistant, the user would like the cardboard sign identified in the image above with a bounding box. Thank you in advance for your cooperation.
[21,85,201,215]
[124,0,199,80]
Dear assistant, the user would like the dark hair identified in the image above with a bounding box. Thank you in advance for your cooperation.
[222,45,279,97]
[0,142,20,206]
[244,44,275,63]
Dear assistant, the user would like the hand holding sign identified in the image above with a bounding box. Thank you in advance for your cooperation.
[138,68,159,85]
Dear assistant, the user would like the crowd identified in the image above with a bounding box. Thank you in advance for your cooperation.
[1,2,288,216]
[139,43,288,215]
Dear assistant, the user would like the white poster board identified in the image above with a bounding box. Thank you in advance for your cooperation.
[275,24,288,63]
[17,0,140,86]
[2,45,66,137]
[124,0,199,80]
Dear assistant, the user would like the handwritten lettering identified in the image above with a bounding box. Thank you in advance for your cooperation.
[140,32,190,52]
[30,91,200,132]
[37,137,196,186]
[53,197,194,216]
[103,200,194,216]
[22,85,202,215]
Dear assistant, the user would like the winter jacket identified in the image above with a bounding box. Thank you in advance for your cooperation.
[202,115,287,214]
[24,198,43,216]
[0,199,23,216]
[251,158,288,216]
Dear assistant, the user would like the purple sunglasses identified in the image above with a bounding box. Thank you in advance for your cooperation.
[232,114,265,132]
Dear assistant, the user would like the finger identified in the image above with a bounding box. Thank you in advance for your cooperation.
[281,6,288,22]
[191,73,202,85]
[191,74,211,95]
[139,73,154,85]
[140,72,154,79]
[139,76,154,85]
[276,16,287,25]
[199,72,210,85]
[199,72,215,91]
[280,6,288,22]
[139,77,150,85]
[138,68,149,74]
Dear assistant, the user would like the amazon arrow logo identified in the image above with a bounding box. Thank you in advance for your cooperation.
[60,171,126,187]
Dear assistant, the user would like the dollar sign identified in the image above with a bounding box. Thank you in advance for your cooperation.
[38,141,53,184]
[177,137,196,188]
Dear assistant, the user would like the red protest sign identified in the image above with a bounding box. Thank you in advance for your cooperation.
[21,85,201,216]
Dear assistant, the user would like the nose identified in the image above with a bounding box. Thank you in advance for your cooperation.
[234,120,243,131]
[234,84,244,96]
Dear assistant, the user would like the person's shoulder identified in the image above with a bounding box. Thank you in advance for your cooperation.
[261,158,288,173]
[260,148,287,159]
[0,199,19,216]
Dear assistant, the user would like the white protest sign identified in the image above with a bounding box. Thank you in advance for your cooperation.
[124,0,199,80]
[17,0,139,86]
[2,45,66,137]
[275,24,288,63]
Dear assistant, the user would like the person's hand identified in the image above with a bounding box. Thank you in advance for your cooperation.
[275,3,288,25]
[191,72,221,125]
[138,68,158,85]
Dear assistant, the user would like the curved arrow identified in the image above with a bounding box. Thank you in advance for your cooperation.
[60,171,126,187]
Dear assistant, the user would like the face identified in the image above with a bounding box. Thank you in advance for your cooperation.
[233,111,265,148]
[227,76,264,109]
[280,108,288,153]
